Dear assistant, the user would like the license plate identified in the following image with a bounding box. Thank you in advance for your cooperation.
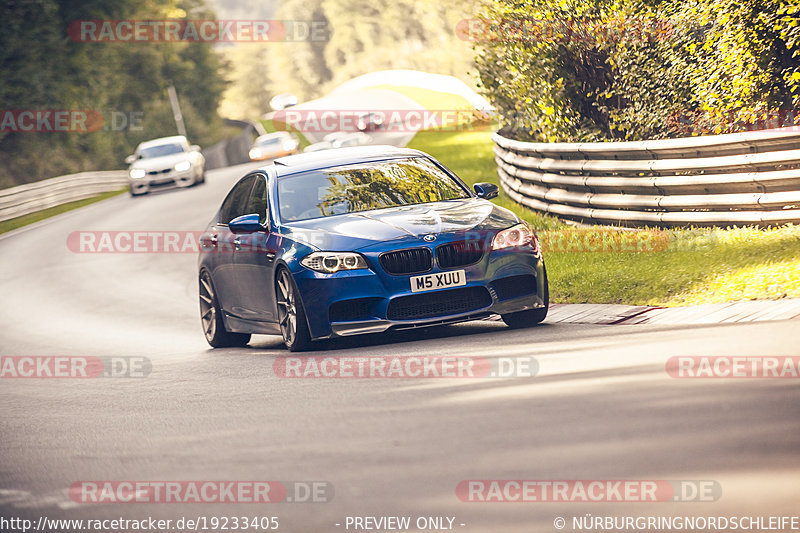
[410,269,466,293]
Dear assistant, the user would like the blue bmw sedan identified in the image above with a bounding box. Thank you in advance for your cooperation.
[198,146,548,351]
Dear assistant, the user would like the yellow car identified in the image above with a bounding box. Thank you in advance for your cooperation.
[248,132,300,161]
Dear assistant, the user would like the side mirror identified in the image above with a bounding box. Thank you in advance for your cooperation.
[190,144,201,152]
[229,213,265,233]
[474,182,499,200]
[124,154,137,164]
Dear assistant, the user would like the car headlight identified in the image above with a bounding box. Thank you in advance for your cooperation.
[301,252,368,273]
[282,141,295,151]
[129,168,146,179]
[492,223,533,250]
[249,148,261,159]
[174,160,191,172]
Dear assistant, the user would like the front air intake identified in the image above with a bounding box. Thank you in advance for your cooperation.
[379,248,433,275]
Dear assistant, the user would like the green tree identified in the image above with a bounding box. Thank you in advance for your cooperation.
[0,0,228,187]
[475,0,800,141]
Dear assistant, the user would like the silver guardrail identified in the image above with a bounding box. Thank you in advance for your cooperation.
[0,171,128,223]
[493,126,800,226]
[0,121,260,224]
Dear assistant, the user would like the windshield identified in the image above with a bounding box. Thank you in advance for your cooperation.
[257,137,283,147]
[138,143,185,158]
[278,157,470,222]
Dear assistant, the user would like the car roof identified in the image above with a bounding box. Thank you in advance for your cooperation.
[255,132,291,143]
[267,145,426,176]
[137,135,188,149]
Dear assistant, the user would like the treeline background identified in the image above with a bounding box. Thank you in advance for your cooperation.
[7,0,790,186]
[217,0,480,118]
[0,0,482,188]
[0,0,229,188]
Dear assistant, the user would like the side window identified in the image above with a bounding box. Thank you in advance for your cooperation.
[219,175,256,225]
[246,175,269,225]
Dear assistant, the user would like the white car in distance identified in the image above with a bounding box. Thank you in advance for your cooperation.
[125,135,205,196]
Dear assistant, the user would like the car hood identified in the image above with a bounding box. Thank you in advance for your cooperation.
[282,198,519,251]
[129,153,191,170]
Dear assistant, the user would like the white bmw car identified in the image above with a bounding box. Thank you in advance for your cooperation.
[125,135,205,196]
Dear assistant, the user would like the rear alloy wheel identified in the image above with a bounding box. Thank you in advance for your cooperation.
[275,268,312,352]
[199,271,251,348]
[501,264,549,328]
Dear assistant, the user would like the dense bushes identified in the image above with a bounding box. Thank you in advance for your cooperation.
[474,0,800,142]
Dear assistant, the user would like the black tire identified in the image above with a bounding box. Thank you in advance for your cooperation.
[199,271,251,348]
[275,268,313,352]
[501,264,549,328]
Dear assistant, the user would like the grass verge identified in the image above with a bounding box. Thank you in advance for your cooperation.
[0,188,127,235]
[408,130,800,306]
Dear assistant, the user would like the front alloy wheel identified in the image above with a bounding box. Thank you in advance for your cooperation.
[199,271,250,347]
[275,269,312,352]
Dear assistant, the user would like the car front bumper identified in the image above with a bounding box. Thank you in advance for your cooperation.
[291,244,546,340]
[129,168,197,193]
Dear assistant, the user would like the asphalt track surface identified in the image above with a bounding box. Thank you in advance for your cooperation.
[1,162,798,532]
